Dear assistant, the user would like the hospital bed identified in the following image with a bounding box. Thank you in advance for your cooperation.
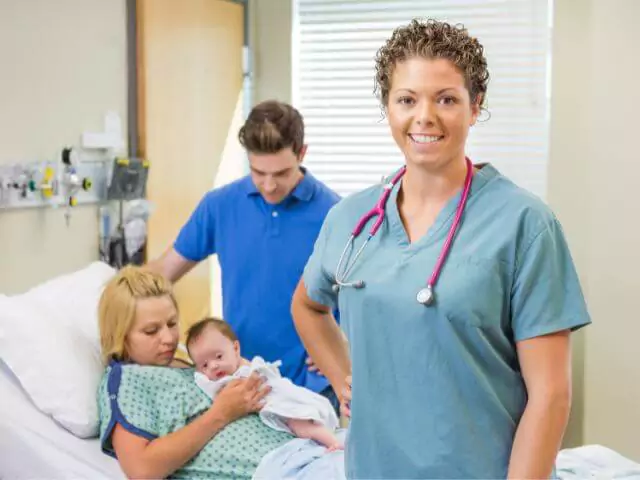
[0,359,124,479]
[0,263,639,480]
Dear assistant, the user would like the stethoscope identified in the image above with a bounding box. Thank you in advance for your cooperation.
[332,157,473,306]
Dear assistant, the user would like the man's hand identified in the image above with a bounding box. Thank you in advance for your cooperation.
[340,375,352,418]
[305,356,324,376]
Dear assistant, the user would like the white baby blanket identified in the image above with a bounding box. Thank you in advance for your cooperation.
[195,357,339,435]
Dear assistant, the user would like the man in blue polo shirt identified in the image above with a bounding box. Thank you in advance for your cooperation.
[147,100,341,408]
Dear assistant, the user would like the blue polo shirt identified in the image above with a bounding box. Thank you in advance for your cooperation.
[174,170,340,392]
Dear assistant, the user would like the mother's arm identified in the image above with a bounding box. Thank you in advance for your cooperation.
[113,408,226,479]
[112,375,269,479]
[507,330,572,479]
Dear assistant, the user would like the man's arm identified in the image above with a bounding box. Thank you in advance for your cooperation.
[146,247,197,283]
[508,329,572,479]
[291,279,351,400]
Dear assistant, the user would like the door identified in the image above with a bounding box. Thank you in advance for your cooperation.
[138,0,244,335]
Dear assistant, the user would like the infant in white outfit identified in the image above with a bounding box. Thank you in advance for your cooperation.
[186,317,342,451]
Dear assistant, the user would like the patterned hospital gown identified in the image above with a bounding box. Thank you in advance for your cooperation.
[98,361,294,479]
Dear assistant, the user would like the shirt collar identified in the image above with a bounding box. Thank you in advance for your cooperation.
[385,161,499,243]
[242,175,259,196]
[244,167,316,203]
[382,161,499,197]
[290,167,315,202]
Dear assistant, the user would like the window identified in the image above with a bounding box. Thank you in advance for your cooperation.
[292,0,552,200]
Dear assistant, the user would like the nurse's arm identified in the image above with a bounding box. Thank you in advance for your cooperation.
[508,329,572,480]
[291,279,351,399]
[146,247,197,283]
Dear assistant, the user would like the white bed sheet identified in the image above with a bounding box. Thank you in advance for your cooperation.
[557,444,640,479]
[0,360,125,480]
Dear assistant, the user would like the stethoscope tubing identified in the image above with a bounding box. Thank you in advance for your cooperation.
[333,158,473,302]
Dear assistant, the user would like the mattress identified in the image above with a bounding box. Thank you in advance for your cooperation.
[0,360,125,480]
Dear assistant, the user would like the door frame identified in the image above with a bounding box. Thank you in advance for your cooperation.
[125,0,252,179]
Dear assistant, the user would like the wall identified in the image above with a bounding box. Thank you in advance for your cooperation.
[252,0,640,459]
[248,0,292,104]
[549,0,640,460]
[0,0,127,293]
[583,1,640,459]
[546,0,593,449]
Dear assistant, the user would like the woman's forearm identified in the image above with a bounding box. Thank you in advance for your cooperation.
[507,394,571,479]
[298,309,351,391]
[116,406,228,479]
[292,294,351,395]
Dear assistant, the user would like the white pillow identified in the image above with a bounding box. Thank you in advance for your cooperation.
[0,261,116,438]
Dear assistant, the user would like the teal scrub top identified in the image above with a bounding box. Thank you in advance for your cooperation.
[302,163,591,479]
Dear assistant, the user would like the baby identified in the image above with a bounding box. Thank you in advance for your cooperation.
[186,317,343,451]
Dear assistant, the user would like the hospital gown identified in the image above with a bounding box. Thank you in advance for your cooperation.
[98,362,294,479]
[303,163,592,479]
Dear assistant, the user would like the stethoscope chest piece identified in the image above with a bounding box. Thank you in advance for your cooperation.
[416,286,434,306]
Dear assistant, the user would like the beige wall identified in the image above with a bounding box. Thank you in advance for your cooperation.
[253,0,640,460]
[547,0,594,449]
[0,0,127,293]
[549,0,640,460]
[248,0,292,104]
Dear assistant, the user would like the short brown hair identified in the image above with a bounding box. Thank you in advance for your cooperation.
[185,317,238,354]
[374,18,490,110]
[238,100,305,155]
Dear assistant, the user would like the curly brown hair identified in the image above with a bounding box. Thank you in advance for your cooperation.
[374,18,489,110]
[238,100,305,156]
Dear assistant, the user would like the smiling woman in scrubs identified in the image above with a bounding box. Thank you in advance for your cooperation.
[292,18,591,480]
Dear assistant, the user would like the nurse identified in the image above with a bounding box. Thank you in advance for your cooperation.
[292,18,591,479]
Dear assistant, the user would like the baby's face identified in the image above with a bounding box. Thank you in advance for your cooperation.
[190,325,241,380]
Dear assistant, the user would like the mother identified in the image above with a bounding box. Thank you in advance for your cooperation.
[97,266,318,479]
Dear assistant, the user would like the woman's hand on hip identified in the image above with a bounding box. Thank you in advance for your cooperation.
[340,375,352,418]
[211,373,271,423]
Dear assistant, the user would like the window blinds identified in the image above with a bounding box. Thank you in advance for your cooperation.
[292,0,551,200]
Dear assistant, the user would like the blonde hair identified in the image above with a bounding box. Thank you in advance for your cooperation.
[98,266,177,365]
